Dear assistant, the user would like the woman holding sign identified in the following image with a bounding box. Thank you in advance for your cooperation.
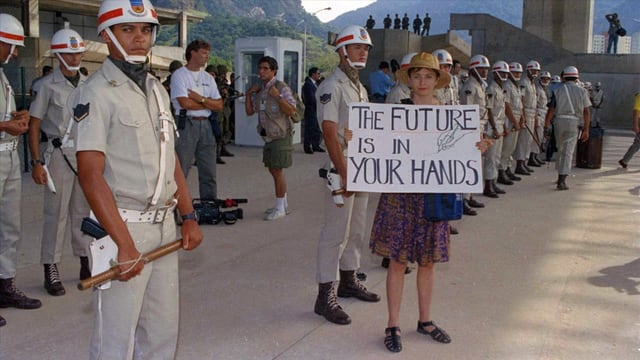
[369,53,491,353]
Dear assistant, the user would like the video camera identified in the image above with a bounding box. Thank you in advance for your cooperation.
[192,198,248,225]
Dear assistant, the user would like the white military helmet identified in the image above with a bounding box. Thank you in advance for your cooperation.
[551,75,561,83]
[432,49,453,66]
[400,52,418,68]
[97,0,159,64]
[562,66,579,79]
[51,24,85,71]
[509,62,523,81]
[469,54,490,69]
[0,13,25,64]
[334,25,372,69]
[539,71,551,79]
[492,60,509,81]
[526,60,541,71]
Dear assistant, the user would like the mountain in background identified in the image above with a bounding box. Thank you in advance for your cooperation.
[329,0,639,38]
[151,0,639,69]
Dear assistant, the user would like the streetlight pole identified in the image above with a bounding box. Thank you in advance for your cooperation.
[304,7,331,76]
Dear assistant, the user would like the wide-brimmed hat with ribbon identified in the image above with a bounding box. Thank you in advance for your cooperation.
[395,52,451,89]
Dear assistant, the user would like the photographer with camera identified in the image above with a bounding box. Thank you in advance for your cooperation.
[244,56,296,221]
[171,39,223,201]
[28,25,92,297]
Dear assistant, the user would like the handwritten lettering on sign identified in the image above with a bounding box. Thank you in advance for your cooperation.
[347,102,484,193]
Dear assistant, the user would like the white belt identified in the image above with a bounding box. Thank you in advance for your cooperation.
[0,139,18,152]
[118,200,177,224]
[556,115,579,120]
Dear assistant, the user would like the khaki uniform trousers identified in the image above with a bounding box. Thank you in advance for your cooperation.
[40,146,91,264]
[317,190,369,284]
[90,219,179,360]
[483,127,503,180]
[499,127,519,170]
[515,109,537,160]
[554,116,580,175]
[0,147,21,278]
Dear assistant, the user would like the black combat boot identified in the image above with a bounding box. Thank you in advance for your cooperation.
[44,264,65,296]
[497,169,514,185]
[557,175,569,190]
[0,278,42,309]
[515,160,531,175]
[463,200,477,216]
[527,153,541,167]
[523,160,534,173]
[483,180,498,198]
[492,180,506,194]
[79,256,91,281]
[466,196,484,208]
[220,145,234,157]
[505,167,522,181]
[314,282,351,325]
[337,270,381,302]
[0,313,5,327]
[534,153,546,165]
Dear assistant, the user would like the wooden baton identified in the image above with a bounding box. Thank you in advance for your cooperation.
[77,239,183,290]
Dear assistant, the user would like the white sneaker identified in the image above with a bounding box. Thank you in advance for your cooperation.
[264,207,290,215]
[264,208,286,221]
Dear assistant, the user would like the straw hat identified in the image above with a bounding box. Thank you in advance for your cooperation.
[395,52,451,89]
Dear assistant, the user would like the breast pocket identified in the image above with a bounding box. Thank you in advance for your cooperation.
[117,105,145,128]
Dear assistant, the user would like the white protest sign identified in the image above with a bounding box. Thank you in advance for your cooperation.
[347,102,484,193]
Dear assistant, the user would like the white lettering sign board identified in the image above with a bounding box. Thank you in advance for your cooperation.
[347,102,484,193]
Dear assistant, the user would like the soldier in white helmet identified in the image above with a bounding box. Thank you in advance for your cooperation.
[433,49,459,106]
[515,60,541,171]
[68,0,203,357]
[544,66,591,190]
[535,71,551,162]
[590,81,604,127]
[485,61,511,194]
[385,52,415,104]
[315,25,380,326]
[460,55,491,205]
[0,12,42,328]
[28,24,91,297]
[504,62,529,176]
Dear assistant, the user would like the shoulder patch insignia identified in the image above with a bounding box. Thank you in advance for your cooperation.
[319,93,331,104]
[464,90,472,95]
[73,103,90,123]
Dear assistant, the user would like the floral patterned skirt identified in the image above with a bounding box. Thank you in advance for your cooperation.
[370,193,450,266]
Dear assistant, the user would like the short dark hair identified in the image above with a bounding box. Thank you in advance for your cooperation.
[259,56,278,71]
[308,67,319,77]
[185,39,211,61]
[379,61,390,69]
[452,59,461,67]
[204,64,217,75]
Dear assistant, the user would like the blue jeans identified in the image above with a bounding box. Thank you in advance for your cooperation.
[607,34,618,54]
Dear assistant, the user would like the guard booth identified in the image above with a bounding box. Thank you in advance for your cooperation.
[234,37,302,146]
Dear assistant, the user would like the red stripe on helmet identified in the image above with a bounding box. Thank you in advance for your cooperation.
[335,34,354,46]
[151,9,157,19]
[98,8,124,25]
[51,44,68,49]
[0,31,24,42]
[470,61,480,67]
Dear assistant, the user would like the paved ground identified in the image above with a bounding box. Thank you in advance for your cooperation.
[0,133,639,360]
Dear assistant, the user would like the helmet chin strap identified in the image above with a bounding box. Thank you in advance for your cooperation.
[105,27,153,64]
[341,47,366,69]
[3,44,16,64]
[472,67,488,88]
[55,53,80,71]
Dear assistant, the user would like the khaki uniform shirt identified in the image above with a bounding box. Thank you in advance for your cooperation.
[316,67,368,150]
[385,82,410,105]
[535,82,548,120]
[0,68,17,142]
[29,67,86,139]
[550,82,592,120]
[460,76,487,128]
[505,80,523,117]
[486,81,506,128]
[70,58,177,210]
[520,76,537,111]
[435,76,460,105]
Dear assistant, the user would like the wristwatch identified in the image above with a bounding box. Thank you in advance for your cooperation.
[200,97,206,104]
[181,212,198,222]
[30,159,44,166]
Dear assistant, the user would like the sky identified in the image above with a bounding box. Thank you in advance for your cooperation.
[301,0,376,23]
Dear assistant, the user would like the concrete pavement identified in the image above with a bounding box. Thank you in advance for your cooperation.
[0,133,639,359]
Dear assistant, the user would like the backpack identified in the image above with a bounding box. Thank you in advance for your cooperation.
[275,81,304,123]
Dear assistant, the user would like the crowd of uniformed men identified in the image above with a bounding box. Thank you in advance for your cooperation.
[0,0,598,357]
